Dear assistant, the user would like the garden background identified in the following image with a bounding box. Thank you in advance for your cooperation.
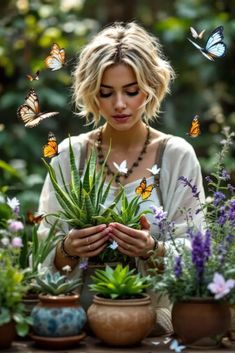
[0,0,234,215]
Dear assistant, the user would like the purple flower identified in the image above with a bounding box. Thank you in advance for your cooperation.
[213,191,226,206]
[191,230,211,283]
[11,236,23,248]
[178,176,200,199]
[220,169,230,181]
[205,176,213,184]
[79,259,88,270]
[8,220,24,232]
[150,205,167,223]
[208,273,235,299]
[174,256,182,278]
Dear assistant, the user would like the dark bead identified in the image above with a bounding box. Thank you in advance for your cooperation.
[115,176,120,183]
[138,157,142,161]
[133,162,139,167]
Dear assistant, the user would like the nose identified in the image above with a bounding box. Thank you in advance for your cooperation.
[114,93,126,111]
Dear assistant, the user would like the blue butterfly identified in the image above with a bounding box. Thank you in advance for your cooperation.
[188,26,226,61]
[170,339,186,353]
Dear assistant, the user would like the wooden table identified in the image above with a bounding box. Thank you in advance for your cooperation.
[2,336,235,353]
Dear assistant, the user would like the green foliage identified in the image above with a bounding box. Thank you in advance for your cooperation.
[89,264,150,299]
[0,253,32,336]
[32,270,81,296]
[42,138,124,228]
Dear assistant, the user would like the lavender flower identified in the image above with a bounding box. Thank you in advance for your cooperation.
[178,176,200,200]
[174,256,182,279]
[220,169,230,181]
[191,230,211,283]
[11,236,23,248]
[79,259,88,270]
[150,205,167,223]
[213,191,226,206]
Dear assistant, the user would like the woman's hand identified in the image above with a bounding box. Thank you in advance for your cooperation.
[108,215,155,258]
[64,224,110,258]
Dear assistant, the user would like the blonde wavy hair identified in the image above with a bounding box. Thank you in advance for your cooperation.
[72,22,175,125]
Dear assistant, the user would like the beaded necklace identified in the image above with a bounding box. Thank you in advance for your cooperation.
[97,125,151,183]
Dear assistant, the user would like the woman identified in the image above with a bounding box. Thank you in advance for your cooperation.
[38,22,205,335]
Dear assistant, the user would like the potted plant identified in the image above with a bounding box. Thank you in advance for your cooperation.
[87,263,156,346]
[149,127,235,348]
[0,251,32,349]
[30,267,86,349]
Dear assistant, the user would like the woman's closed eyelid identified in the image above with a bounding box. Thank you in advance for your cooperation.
[99,90,139,98]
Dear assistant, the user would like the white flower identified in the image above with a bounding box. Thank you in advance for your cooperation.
[146,164,160,175]
[1,236,10,246]
[62,265,72,273]
[109,240,118,250]
[7,197,20,213]
[113,160,128,174]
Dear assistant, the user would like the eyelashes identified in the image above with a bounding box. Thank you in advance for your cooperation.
[99,91,139,98]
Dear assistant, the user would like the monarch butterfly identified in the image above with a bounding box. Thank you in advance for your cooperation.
[187,115,201,138]
[43,131,59,158]
[190,27,205,40]
[135,177,155,200]
[27,211,44,224]
[45,43,65,71]
[26,70,40,81]
[188,26,226,61]
[17,89,59,128]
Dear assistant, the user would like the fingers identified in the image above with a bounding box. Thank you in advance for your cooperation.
[140,215,151,230]
[69,224,107,240]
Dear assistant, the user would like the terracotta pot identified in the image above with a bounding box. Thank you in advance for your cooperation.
[87,293,156,346]
[31,294,87,337]
[229,305,235,341]
[172,298,231,347]
[0,321,16,349]
[22,292,39,316]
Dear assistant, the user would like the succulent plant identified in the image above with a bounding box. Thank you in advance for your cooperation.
[42,138,123,229]
[32,270,81,296]
[89,264,151,299]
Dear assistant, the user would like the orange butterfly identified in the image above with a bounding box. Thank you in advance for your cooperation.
[17,89,59,128]
[26,70,40,81]
[27,211,44,224]
[43,131,59,158]
[45,43,65,71]
[187,115,201,138]
[135,177,155,200]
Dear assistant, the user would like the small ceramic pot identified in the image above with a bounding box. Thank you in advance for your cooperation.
[0,321,16,349]
[31,294,86,337]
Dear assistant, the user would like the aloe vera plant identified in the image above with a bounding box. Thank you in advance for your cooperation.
[42,138,123,228]
[89,264,151,299]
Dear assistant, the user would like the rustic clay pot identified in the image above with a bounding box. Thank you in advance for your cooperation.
[87,293,156,346]
[31,294,87,337]
[0,321,16,349]
[172,298,231,347]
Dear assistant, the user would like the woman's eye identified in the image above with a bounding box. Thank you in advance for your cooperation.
[126,90,139,96]
[99,92,112,98]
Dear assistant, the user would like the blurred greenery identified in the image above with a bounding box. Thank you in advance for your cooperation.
[0,0,234,212]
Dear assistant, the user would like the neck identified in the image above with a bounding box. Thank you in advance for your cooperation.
[101,121,147,150]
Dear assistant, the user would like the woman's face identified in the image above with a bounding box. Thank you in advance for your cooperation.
[97,64,147,131]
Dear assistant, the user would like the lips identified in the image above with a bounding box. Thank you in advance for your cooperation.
[112,114,130,119]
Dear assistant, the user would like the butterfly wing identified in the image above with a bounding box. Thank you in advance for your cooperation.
[187,115,201,138]
[141,184,155,200]
[204,26,226,59]
[45,43,65,71]
[43,132,58,158]
[26,70,40,81]
[135,177,147,196]
[17,89,59,128]
[27,211,44,224]
[187,38,203,51]
[190,27,199,39]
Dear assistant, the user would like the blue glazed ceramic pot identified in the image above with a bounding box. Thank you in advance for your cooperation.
[31,294,87,337]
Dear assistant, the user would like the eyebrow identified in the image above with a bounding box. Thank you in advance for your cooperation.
[100,81,138,89]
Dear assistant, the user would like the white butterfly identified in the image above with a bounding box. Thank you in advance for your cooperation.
[188,26,226,61]
[170,339,186,353]
[45,43,65,71]
[146,164,160,175]
[163,337,172,344]
[113,160,128,174]
[190,27,205,39]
